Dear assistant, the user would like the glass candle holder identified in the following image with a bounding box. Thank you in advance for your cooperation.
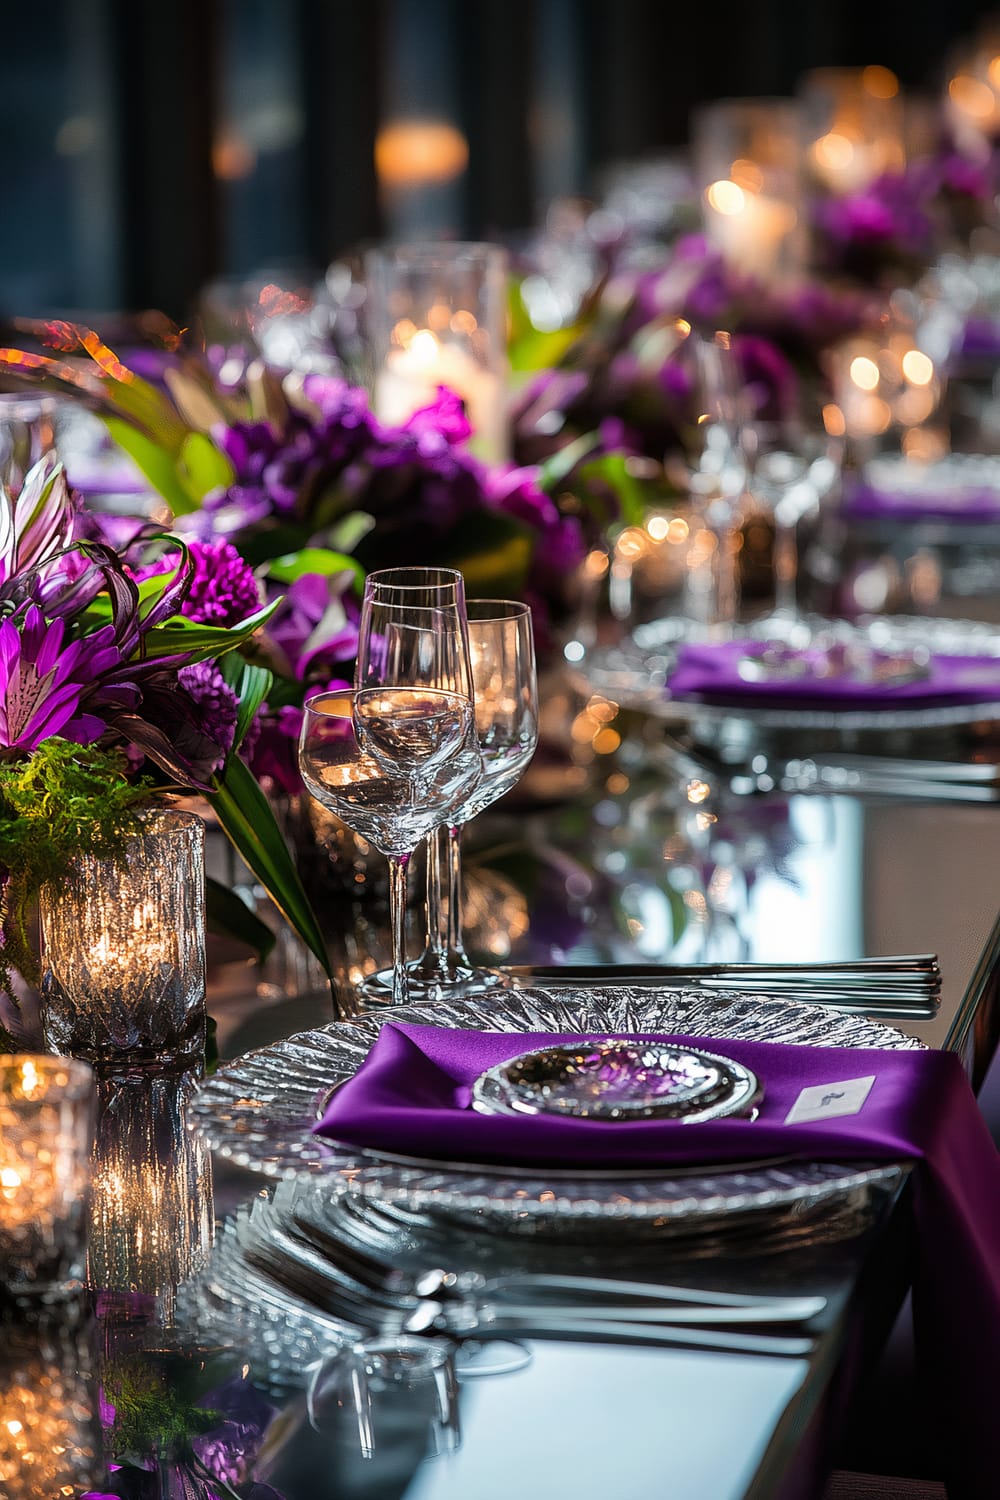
[88,1070,214,1324]
[0,1055,95,1295]
[0,392,59,496]
[800,67,905,195]
[692,99,806,284]
[365,241,509,461]
[0,1310,102,1496]
[40,809,207,1069]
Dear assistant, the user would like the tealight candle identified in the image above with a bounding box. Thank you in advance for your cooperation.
[40,809,206,1068]
[0,1055,95,1293]
[366,241,509,462]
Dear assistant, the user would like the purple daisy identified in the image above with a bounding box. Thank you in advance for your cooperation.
[0,608,120,753]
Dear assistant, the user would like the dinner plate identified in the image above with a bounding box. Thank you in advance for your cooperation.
[190,987,920,1229]
[592,614,1000,732]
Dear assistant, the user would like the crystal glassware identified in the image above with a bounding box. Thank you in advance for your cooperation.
[0,1055,95,1296]
[39,808,207,1069]
[354,566,475,1002]
[412,600,538,996]
[299,690,480,1006]
[365,241,509,461]
[0,392,59,497]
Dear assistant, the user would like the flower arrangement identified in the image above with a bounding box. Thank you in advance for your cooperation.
[2,321,625,794]
[0,449,329,1016]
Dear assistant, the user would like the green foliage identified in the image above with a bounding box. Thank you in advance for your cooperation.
[101,1356,222,1462]
[0,741,152,997]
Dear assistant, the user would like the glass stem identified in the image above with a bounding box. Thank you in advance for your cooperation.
[423,829,447,962]
[446,823,471,968]
[386,853,411,1006]
[773,513,798,616]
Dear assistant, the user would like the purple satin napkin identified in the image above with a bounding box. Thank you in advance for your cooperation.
[666,639,1000,710]
[961,317,1000,361]
[843,479,1000,525]
[316,1022,1000,1498]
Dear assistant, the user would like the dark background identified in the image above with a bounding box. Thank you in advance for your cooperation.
[4,0,998,320]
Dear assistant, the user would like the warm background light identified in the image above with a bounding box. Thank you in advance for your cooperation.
[375,119,469,187]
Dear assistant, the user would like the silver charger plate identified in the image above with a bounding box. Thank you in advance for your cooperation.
[190,987,921,1229]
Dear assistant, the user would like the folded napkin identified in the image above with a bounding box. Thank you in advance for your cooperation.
[666,639,1000,710]
[317,1022,1000,1499]
[844,479,1000,525]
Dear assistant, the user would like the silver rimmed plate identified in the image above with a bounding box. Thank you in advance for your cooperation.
[190,987,921,1230]
[471,1040,762,1122]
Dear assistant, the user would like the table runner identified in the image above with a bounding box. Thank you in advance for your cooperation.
[666,639,1000,710]
[317,1023,1000,1498]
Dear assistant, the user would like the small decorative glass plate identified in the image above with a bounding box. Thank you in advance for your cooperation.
[472,1040,761,1122]
[190,987,921,1230]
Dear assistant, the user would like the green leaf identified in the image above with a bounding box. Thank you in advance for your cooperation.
[209,756,332,982]
[327,511,376,553]
[536,431,602,494]
[104,415,199,516]
[177,431,235,500]
[142,599,280,663]
[220,655,273,754]
[205,875,277,963]
[267,549,365,586]
[576,452,648,527]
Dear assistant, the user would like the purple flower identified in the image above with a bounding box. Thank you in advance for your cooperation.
[0,608,120,752]
[265,572,360,680]
[135,538,261,627]
[398,386,473,446]
[177,662,239,770]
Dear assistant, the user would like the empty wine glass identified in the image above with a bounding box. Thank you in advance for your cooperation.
[410,600,538,996]
[299,691,480,1006]
[743,387,842,644]
[354,566,476,1004]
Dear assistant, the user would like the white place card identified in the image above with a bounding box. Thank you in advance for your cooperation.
[784,1074,877,1124]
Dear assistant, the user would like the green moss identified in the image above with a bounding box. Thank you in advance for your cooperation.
[0,740,153,1013]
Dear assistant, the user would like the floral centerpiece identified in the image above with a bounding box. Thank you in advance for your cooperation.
[1,321,632,795]
[0,448,330,1027]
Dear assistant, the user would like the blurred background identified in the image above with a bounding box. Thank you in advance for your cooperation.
[5,0,1000,320]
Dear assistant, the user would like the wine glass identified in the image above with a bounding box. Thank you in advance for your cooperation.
[354,566,476,1003]
[743,388,842,645]
[299,691,480,1007]
[410,600,538,995]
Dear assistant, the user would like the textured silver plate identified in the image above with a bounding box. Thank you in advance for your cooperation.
[190,987,921,1228]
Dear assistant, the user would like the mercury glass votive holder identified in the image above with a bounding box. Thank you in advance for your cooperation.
[0,1310,102,1497]
[88,1070,214,1324]
[40,809,207,1069]
[0,1055,95,1296]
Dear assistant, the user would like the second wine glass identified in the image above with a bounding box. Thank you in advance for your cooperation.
[410,599,538,996]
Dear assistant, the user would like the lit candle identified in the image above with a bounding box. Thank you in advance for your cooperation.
[0,1055,95,1292]
[703,179,800,281]
[374,323,508,462]
[802,66,905,195]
